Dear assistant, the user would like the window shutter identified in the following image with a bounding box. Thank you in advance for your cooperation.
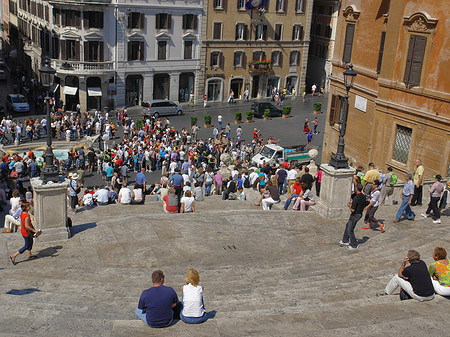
[128,14,132,29]
[84,41,88,61]
[100,12,104,28]
[243,52,247,69]
[99,41,104,62]
[61,40,66,60]
[182,15,186,30]
[76,11,81,28]
[376,32,386,74]
[244,24,248,40]
[406,35,426,88]
[300,25,303,40]
[140,41,144,60]
[329,95,336,125]
[140,13,145,29]
[235,24,239,40]
[220,52,224,68]
[263,25,267,40]
[283,0,288,12]
[279,52,283,66]
[155,14,160,29]
[75,41,80,61]
[301,0,306,13]
[262,52,266,61]
[403,36,414,85]
[193,15,198,30]
[168,14,172,29]
[342,23,355,63]
[210,52,213,67]
[292,26,295,40]
[61,10,66,26]
[127,42,132,60]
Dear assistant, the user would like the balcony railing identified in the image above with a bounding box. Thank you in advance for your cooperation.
[53,60,114,73]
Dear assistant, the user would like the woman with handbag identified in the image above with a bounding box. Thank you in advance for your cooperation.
[10,202,41,265]
[68,173,80,215]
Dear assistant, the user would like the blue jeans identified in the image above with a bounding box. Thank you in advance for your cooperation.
[18,235,33,254]
[205,183,212,196]
[135,308,173,328]
[395,194,415,221]
[277,182,284,196]
[342,213,362,248]
[284,193,298,210]
[180,312,208,324]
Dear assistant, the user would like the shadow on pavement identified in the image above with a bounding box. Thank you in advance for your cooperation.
[69,222,96,237]
[6,288,41,296]
[37,245,63,258]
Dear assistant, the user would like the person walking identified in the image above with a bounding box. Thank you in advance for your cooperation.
[421,174,444,224]
[411,159,424,206]
[10,202,41,265]
[361,180,385,233]
[380,167,396,205]
[394,173,415,222]
[339,183,366,250]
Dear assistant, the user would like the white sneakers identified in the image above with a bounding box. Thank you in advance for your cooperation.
[421,213,442,224]
[347,245,359,250]
[421,213,428,218]
[339,240,349,246]
[433,219,441,224]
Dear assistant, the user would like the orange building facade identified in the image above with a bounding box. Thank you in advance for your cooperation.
[322,0,450,178]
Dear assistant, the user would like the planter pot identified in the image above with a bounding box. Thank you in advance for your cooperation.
[282,114,290,118]
[204,124,212,128]
[246,119,254,123]
[264,117,272,121]
[234,120,241,124]
[313,110,322,114]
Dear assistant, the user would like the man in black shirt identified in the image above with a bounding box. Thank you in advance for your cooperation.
[339,183,366,250]
[301,167,314,190]
[383,249,434,301]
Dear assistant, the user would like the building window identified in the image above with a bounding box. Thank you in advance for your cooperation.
[315,45,321,57]
[63,10,81,28]
[235,23,248,40]
[315,23,322,36]
[234,51,243,67]
[325,25,331,38]
[237,0,245,10]
[393,125,412,164]
[184,41,193,59]
[329,95,345,125]
[328,5,333,15]
[276,0,286,13]
[295,0,305,13]
[342,23,355,63]
[158,41,167,60]
[318,5,324,14]
[182,14,197,30]
[210,51,222,67]
[274,24,282,41]
[289,51,299,65]
[84,11,103,29]
[323,45,329,59]
[404,34,426,88]
[84,41,104,62]
[377,32,386,74]
[61,40,80,61]
[128,41,144,61]
[253,51,264,61]
[292,24,303,40]
[156,13,171,29]
[213,22,222,40]
[128,12,144,29]
[256,24,267,41]
[214,0,223,9]
[271,51,281,66]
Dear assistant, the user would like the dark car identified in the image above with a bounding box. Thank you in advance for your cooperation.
[251,102,282,118]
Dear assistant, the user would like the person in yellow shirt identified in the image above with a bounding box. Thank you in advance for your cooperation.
[411,158,424,206]
[363,162,380,196]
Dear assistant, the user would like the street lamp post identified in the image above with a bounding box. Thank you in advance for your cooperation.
[39,58,59,183]
[329,64,357,169]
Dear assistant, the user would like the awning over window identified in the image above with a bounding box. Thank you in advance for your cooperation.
[87,87,102,97]
[63,86,78,96]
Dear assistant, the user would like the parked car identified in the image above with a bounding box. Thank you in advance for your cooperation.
[251,144,319,167]
[6,94,30,113]
[0,70,7,81]
[251,102,282,118]
[143,100,183,118]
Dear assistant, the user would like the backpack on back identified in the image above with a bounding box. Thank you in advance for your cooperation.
[390,173,398,186]
[243,176,250,188]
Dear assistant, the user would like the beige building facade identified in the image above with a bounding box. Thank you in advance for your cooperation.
[198,0,313,103]
[323,0,450,178]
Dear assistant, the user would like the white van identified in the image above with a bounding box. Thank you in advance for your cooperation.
[6,94,30,113]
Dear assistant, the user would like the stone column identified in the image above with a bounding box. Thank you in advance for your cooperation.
[170,72,181,101]
[30,178,69,242]
[315,164,355,220]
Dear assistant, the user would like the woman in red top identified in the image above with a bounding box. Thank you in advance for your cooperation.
[10,202,41,265]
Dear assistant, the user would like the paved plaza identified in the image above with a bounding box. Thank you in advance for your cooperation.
[1,188,449,336]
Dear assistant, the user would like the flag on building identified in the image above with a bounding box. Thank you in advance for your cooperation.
[245,0,267,10]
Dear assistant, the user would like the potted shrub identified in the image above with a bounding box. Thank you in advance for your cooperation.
[263,108,271,120]
[204,114,212,127]
[190,116,198,126]
[282,106,292,118]
[246,111,253,123]
[135,119,144,130]
[313,102,322,114]
[235,111,242,124]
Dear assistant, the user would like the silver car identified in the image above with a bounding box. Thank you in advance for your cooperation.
[147,100,183,118]
[6,94,30,113]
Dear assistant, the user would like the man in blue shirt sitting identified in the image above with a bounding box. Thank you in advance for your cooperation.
[135,270,180,328]
[135,168,147,192]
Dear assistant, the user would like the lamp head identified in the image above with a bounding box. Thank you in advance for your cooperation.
[343,63,357,89]
[39,58,56,90]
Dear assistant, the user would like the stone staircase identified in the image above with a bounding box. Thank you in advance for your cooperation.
[1,190,449,336]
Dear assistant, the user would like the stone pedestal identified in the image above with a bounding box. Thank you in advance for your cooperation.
[315,164,355,220]
[31,178,69,242]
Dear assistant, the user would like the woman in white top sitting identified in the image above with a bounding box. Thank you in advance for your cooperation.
[180,268,207,324]
[180,190,195,213]
[132,184,144,205]
[292,183,316,211]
